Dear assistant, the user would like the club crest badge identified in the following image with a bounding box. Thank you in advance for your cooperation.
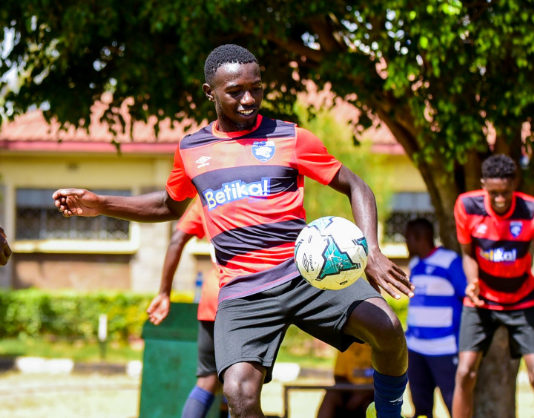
[510,221,523,238]
[252,141,275,162]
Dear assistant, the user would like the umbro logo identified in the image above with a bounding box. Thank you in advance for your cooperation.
[196,156,211,168]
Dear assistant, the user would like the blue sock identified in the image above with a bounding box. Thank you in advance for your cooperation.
[373,370,408,418]
[181,386,215,418]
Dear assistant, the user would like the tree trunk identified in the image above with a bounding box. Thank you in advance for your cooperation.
[473,327,520,418]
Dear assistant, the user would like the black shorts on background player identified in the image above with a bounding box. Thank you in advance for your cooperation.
[459,306,534,357]
[214,276,381,382]
[197,321,217,377]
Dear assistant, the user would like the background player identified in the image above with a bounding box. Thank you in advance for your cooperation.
[53,44,414,418]
[452,154,534,418]
[0,226,12,266]
[404,218,466,418]
[146,199,222,418]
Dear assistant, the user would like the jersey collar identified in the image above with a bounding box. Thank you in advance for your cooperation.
[212,115,263,139]
[483,190,517,220]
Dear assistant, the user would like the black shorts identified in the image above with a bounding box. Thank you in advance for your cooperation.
[197,320,217,377]
[214,276,381,383]
[459,306,534,358]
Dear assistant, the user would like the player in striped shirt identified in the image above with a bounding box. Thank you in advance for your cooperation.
[452,155,534,418]
[147,199,221,418]
[53,44,414,418]
[404,218,466,418]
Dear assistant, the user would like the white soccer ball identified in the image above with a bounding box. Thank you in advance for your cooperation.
[294,216,368,290]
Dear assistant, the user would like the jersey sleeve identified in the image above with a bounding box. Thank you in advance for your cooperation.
[454,197,472,244]
[176,199,205,239]
[166,144,197,201]
[448,254,467,299]
[294,127,343,185]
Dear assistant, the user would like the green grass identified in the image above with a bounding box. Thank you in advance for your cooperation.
[0,337,143,363]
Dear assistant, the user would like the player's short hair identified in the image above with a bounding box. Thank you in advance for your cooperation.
[482,154,517,180]
[204,44,259,85]
[406,218,434,241]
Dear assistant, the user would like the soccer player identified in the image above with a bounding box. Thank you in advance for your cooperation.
[53,44,414,418]
[404,218,466,418]
[146,199,221,418]
[452,154,534,418]
[0,226,12,266]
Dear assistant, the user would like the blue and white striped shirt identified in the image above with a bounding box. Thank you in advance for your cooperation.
[406,247,466,356]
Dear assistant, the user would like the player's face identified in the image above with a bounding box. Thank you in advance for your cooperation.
[203,62,263,132]
[404,229,418,257]
[481,177,517,215]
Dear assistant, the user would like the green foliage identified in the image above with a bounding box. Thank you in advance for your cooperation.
[295,101,393,223]
[0,289,153,341]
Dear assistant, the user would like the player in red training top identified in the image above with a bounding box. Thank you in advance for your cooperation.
[52,44,414,418]
[147,199,221,418]
[452,154,534,418]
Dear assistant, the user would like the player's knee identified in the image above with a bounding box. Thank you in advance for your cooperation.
[373,313,405,353]
[455,362,478,387]
[223,372,261,414]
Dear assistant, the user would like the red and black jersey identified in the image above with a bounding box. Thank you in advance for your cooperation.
[166,115,342,302]
[454,190,534,310]
[176,199,218,321]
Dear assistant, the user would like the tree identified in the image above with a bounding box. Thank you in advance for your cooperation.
[2,1,533,416]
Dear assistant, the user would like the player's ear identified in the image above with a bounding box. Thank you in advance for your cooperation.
[480,178,485,189]
[203,83,215,102]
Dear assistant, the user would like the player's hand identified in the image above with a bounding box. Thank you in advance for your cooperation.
[466,278,484,307]
[365,251,414,299]
[52,189,102,217]
[0,227,12,266]
[147,293,171,325]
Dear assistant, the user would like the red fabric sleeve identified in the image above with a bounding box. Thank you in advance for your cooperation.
[176,199,205,239]
[454,197,472,244]
[294,127,342,185]
[165,145,197,201]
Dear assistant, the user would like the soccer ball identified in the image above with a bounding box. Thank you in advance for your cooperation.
[294,216,368,290]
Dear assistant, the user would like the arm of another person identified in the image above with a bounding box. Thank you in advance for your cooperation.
[0,227,12,266]
[448,254,468,301]
[146,229,195,325]
[52,189,190,223]
[329,166,414,299]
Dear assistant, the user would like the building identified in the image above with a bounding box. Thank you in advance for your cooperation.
[0,96,431,292]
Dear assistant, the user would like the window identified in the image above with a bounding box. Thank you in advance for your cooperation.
[16,188,131,241]
[383,192,438,243]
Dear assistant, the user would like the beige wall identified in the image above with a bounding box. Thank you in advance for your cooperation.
[0,151,202,292]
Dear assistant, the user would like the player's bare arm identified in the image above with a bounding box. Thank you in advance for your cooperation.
[52,189,190,222]
[0,226,12,266]
[460,242,483,307]
[329,165,414,299]
[147,229,195,325]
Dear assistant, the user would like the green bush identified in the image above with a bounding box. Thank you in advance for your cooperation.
[0,289,154,342]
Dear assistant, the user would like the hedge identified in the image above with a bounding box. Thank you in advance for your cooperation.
[0,289,162,342]
[0,289,408,344]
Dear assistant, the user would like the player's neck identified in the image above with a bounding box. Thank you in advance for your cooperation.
[417,245,437,259]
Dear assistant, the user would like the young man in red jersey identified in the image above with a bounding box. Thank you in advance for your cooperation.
[147,199,222,418]
[452,154,534,418]
[53,44,414,418]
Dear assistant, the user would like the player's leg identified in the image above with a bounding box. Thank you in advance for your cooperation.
[293,277,406,418]
[407,350,436,418]
[222,362,266,418]
[427,353,458,417]
[452,306,495,418]
[214,283,292,418]
[342,297,408,418]
[507,307,534,389]
[451,351,482,418]
[182,321,221,418]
